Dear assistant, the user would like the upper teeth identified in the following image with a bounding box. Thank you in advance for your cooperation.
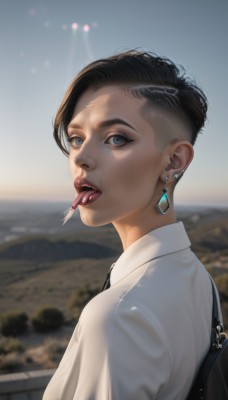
[82,184,94,190]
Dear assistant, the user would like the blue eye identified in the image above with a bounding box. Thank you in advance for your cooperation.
[67,136,84,148]
[107,134,133,147]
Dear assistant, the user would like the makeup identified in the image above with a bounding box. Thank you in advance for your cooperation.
[63,179,102,224]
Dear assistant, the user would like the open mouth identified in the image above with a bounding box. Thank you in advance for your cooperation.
[63,178,102,225]
[79,184,97,193]
[74,178,102,204]
[74,177,101,193]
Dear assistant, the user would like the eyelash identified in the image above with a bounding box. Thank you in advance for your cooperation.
[106,133,134,147]
[66,133,134,148]
[66,136,83,147]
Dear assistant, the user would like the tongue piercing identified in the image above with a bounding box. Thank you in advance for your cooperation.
[63,201,79,225]
[62,192,85,225]
[62,207,76,225]
[62,189,101,225]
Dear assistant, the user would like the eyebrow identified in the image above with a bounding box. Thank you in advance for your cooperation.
[68,118,138,132]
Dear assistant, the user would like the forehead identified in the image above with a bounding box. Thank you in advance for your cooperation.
[71,85,147,121]
[69,84,189,143]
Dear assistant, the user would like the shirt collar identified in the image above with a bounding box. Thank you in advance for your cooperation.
[111,222,190,285]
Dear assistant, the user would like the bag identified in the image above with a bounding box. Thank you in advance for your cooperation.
[187,278,228,399]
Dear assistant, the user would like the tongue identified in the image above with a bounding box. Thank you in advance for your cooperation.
[72,190,98,209]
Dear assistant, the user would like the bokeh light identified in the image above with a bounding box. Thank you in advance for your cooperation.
[71,22,78,31]
[29,9,36,16]
[43,60,50,68]
[30,67,37,75]
[44,20,50,28]
[83,24,90,32]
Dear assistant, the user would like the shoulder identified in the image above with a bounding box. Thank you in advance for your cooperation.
[79,284,166,339]
[77,288,172,396]
[79,285,171,364]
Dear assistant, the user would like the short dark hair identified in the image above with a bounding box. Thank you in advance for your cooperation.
[54,50,208,155]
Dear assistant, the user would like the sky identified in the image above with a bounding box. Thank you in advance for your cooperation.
[0,0,227,207]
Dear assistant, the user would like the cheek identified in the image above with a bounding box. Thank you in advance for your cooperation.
[68,154,76,178]
[109,150,161,192]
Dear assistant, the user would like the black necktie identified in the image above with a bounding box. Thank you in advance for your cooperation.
[100,264,114,292]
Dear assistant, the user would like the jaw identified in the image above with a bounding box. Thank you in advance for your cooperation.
[111,201,176,250]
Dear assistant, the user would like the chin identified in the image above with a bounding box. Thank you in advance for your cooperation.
[79,209,111,227]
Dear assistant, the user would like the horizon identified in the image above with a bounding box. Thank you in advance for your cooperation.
[0,197,227,210]
[0,197,227,248]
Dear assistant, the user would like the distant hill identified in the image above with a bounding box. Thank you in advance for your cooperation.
[0,237,119,262]
[0,206,227,264]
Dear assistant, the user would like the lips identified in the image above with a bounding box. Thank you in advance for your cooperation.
[63,178,102,225]
[74,177,101,194]
[72,177,102,208]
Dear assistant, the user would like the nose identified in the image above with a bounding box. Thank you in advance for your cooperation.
[73,145,96,171]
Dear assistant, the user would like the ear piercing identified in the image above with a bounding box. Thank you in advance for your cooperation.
[172,169,185,181]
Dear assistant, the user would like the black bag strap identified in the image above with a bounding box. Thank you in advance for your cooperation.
[209,276,225,349]
[187,278,228,399]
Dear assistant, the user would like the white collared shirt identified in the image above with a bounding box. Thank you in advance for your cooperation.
[43,222,214,400]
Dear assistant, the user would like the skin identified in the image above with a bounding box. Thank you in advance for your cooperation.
[67,85,194,250]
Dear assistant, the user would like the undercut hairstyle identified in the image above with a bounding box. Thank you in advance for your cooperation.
[54,50,208,155]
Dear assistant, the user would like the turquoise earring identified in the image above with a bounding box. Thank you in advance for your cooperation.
[156,178,171,215]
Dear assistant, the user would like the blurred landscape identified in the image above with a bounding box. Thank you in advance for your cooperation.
[0,200,227,374]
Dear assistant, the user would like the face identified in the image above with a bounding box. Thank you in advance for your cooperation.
[67,85,171,227]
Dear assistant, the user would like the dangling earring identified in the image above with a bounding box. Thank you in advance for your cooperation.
[156,177,171,215]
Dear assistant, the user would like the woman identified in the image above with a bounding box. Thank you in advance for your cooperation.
[43,50,215,399]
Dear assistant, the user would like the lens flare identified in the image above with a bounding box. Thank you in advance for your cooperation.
[31,67,37,75]
[71,22,78,31]
[65,20,96,83]
[44,20,50,28]
[83,24,90,32]
[29,9,36,16]
[43,60,50,68]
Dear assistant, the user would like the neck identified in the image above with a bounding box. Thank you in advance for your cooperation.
[112,208,176,250]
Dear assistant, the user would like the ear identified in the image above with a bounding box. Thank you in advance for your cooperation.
[161,140,194,183]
